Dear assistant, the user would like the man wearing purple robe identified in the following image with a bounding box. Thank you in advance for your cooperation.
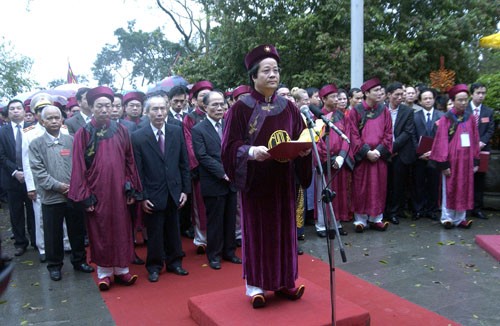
[69,86,142,291]
[221,44,312,309]
[430,84,479,229]
[348,78,393,233]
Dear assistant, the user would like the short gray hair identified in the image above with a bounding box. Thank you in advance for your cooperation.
[40,105,62,120]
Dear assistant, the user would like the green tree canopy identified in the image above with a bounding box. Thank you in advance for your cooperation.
[0,38,34,98]
[92,21,186,90]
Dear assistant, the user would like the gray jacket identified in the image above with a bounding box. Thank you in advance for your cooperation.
[29,132,73,205]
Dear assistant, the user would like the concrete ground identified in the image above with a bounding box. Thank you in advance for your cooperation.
[0,206,499,326]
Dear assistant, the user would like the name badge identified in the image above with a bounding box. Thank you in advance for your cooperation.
[481,117,490,123]
[460,133,470,148]
[60,149,70,156]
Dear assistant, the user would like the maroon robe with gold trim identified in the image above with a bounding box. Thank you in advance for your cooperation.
[317,110,352,221]
[221,90,312,291]
[429,108,479,211]
[69,120,142,267]
[348,101,393,216]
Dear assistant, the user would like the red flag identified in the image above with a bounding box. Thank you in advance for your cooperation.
[67,62,78,84]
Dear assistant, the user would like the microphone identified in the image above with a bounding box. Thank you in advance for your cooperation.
[308,105,350,144]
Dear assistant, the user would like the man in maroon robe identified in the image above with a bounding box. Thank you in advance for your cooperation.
[430,84,479,229]
[69,86,142,291]
[315,83,350,238]
[221,44,312,309]
[348,78,393,233]
[183,80,213,254]
[123,91,146,125]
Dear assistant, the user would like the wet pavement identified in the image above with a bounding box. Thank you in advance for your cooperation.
[1,206,499,325]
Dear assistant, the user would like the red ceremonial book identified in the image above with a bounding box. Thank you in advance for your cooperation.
[267,141,312,160]
[478,151,489,173]
[416,136,434,155]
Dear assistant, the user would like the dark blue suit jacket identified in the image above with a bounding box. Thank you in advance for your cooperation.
[392,104,416,164]
[191,118,234,197]
[131,123,191,211]
[466,102,495,152]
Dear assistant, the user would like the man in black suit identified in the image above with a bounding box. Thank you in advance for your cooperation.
[192,91,241,270]
[168,86,189,122]
[131,95,191,282]
[385,82,416,224]
[467,82,495,219]
[412,88,444,220]
[64,87,91,135]
[0,100,35,256]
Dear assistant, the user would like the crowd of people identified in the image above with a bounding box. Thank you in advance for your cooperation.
[0,44,495,309]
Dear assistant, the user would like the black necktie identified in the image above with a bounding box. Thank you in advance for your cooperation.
[15,124,22,168]
[426,112,432,133]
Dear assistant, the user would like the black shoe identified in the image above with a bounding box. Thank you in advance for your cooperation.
[14,247,26,256]
[196,245,206,255]
[148,271,159,282]
[166,266,189,276]
[235,239,242,247]
[297,247,304,255]
[389,216,400,225]
[39,254,46,263]
[316,230,327,238]
[132,254,145,265]
[182,229,195,239]
[297,234,305,241]
[338,228,348,236]
[474,210,488,220]
[73,263,94,273]
[223,256,242,264]
[64,249,72,254]
[209,260,221,270]
[413,213,423,221]
[50,270,62,281]
[428,212,438,221]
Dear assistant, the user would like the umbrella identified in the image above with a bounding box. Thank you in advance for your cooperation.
[154,75,188,93]
[28,89,76,102]
[54,83,87,92]
[479,32,500,49]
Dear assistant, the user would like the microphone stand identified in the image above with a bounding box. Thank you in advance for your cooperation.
[304,118,347,326]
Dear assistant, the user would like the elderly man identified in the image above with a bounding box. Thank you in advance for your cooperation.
[131,95,190,282]
[29,105,93,281]
[221,44,312,308]
[69,86,142,291]
[192,91,240,270]
[430,84,479,229]
[22,94,71,263]
[183,80,213,254]
[348,78,393,233]
[111,93,136,133]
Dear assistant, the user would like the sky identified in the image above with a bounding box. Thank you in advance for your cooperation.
[0,0,184,90]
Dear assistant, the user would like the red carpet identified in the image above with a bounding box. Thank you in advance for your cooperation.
[475,235,500,261]
[92,238,459,325]
[188,277,370,326]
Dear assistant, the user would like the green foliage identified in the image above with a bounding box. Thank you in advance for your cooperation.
[47,79,66,89]
[477,72,500,122]
[0,38,34,98]
[92,21,186,89]
[177,0,499,90]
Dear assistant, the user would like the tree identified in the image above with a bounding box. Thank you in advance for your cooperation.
[0,38,34,98]
[92,21,186,90]
[175,0,498,90]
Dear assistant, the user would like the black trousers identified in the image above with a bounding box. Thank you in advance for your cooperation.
[8,190,35,249]
[204,191,237,262]
[473,172,485,210]
[42,201,86,271]
[386,155,411,217]
[144,196,184,273]
[413,159,440,214]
